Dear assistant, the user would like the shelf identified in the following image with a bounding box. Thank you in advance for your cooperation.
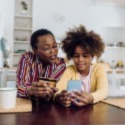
[15,15,32,18]
[14,40,30,44]
[13,53,23,56]
[96,0,125,7]
[107,69,125,72]
[13,0,32,67]
[106,46,125,49]
[14,27,32,31]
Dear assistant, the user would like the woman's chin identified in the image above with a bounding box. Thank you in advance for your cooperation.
[49,58,58,64]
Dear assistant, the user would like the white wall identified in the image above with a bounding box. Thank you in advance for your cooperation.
[0,14,4,38]
[33,0,125,39]
[1,0,125,66]
[32,0,125,65]
[0,0,15,67]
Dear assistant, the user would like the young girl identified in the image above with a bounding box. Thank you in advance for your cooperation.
[54,25,108,107]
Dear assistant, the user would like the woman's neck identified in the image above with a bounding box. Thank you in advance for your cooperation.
[42,61,50,67]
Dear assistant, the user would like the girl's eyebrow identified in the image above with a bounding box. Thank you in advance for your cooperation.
[74,52,89,54]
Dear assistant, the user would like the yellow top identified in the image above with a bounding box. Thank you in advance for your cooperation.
[56,63,108,103]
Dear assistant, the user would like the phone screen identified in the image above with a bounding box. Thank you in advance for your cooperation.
[67,80,82,92]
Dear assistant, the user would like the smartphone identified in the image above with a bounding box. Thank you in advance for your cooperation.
[67,80,82,92]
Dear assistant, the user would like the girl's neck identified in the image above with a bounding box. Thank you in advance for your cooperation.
[78,67,91,77]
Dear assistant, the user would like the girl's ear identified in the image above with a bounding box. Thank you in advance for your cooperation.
[91,55,94,60]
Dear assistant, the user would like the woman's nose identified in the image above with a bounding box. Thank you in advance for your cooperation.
[50,48,57,53]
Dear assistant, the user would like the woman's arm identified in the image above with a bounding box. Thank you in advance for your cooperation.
[47,58,66,81]
[16,53,33,98]
[17,52,59,100]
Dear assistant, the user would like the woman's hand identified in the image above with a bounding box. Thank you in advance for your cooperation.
[56,90,71,107]
[27,81,58,100]
[70,91,94,107]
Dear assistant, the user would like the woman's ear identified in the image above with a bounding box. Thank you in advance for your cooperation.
[33,48,37,53]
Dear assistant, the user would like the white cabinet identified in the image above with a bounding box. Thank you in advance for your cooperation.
[100,46,125,68]
[97,27,125,68]
[97,26,125,96]
[107,69,125,97]
[0,68,16,87]
[13,0,32,67]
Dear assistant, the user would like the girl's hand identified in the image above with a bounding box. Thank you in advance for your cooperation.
[70,91,94,107]
[58,90,71,107]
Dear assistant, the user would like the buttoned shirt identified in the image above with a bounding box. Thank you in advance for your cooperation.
[17,51,66,98]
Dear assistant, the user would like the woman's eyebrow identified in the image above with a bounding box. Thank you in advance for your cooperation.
[42,43,57,47]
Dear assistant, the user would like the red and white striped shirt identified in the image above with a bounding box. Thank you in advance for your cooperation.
[16,52,66,98]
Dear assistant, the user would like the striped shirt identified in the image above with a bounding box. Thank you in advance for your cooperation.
[16,52,66,98]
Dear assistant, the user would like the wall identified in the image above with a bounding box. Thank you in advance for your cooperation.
[33,0,125,65]
[0,0,15,67]
[33,0,125,38]
[1,0,125,66]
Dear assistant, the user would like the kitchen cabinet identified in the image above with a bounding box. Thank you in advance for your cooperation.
[107,69,125,97]
[96,26,125,68]
[100,46,125,68]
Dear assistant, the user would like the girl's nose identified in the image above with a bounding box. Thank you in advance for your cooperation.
[79,56,84,61]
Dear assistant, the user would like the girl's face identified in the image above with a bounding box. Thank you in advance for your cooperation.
[35,34,58,64]
[73,46,93,75]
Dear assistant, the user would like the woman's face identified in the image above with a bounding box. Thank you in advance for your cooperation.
[73,46,93,75]
[35,34,58,64]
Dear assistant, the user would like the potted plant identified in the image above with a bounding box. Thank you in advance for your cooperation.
[20,1,28,15]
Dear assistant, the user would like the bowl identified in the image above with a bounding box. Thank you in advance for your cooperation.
[0,87,17,109]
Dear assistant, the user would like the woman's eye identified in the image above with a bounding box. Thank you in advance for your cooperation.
[43,48,49,51]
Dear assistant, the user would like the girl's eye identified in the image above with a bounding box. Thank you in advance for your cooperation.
[83,54,90,58]
[74,55,79,57]
[53,45,57,48]
[83,55,88,57]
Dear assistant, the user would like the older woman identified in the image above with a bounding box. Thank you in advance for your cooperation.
[17,29,66,101]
